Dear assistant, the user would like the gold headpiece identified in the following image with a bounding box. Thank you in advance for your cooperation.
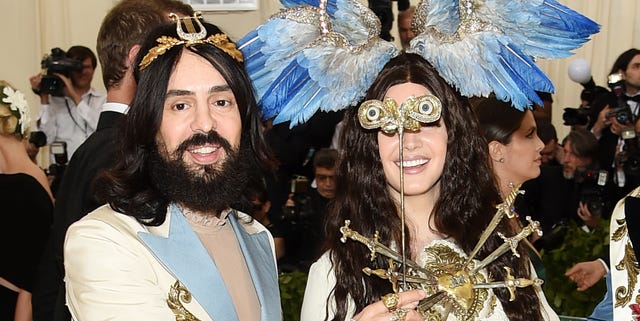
[139,12,243,70]
[358,94,442,134]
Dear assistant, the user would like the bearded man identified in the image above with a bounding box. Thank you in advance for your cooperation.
[62,16,280,321]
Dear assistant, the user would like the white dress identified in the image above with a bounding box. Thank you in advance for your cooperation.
[300,239,560,321]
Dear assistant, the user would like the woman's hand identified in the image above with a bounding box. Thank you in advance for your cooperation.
[352,290,426,321]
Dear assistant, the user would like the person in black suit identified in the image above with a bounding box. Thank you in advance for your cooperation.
[589,49,640,198]
[31,1,194,320]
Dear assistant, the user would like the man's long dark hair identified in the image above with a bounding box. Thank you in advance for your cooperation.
[610,48,640,74]
[94,21,276,226]
[323,53,543,320]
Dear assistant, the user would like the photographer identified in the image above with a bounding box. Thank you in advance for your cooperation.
[368,0,409,42]
[28,45,106,164]
[589,49,640,197]
[279,148,338,272]
[519,128,618,251]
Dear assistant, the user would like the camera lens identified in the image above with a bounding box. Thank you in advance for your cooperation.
[616,110,631,124]
[29,131,47,147]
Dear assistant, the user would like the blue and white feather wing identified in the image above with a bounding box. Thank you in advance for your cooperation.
[411,0,600,110]
[475,0,600,59]
[239,0,398,127]
[413,31,553,109]
[239,13,321,120]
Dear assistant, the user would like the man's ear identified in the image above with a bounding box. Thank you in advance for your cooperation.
[127,44,141,68]
[488,140,505,162]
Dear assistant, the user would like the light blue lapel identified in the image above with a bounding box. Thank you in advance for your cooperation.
[138,205,239,321]
[228,213,282,321]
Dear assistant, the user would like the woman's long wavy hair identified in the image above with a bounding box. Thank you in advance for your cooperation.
[323,53,543,321]
[94,21,276,226]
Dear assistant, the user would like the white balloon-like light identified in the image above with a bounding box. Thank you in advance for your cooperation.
[568,58,592,84]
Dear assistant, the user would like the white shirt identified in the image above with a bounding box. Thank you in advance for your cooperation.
[38,87,106,161]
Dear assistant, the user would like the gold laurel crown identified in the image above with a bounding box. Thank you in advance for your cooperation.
[139,12,243,70]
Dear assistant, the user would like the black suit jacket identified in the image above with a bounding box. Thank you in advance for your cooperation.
[32,111,125,321]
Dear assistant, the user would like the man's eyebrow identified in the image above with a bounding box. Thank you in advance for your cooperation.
[209,85,231,93]
[165,85,231,98]
[165,89,193,98]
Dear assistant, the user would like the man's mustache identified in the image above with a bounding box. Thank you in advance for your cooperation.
[173,130,232,156]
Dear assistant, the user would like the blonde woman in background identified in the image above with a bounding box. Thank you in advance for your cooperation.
[0,81,54,320]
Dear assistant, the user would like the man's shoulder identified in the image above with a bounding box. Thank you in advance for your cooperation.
[88,87,107,98]
[73,204,143,232]
[68,126,118,165]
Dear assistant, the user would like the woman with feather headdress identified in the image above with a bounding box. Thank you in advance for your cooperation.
[238,0,600,320]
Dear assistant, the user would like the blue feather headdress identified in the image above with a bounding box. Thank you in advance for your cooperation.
[239,0,600,126]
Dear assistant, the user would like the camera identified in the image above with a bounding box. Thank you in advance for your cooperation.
[48,141,68,175]
[281,175,310,222]
[46,141,69,197]
[28,131,47,148]
[39,47,83,97]
[604,71,637,125]
[562,106,592,127]
[616,129,640,177]
[575,169,608,217]
[606,105,635,124]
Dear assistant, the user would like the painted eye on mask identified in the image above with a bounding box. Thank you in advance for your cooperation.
[357,94,442,134]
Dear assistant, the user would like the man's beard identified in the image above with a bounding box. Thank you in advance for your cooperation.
[562,165,575,179]
[149,130,251,214]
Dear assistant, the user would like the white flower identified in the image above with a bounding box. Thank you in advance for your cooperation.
[2,86,30,135]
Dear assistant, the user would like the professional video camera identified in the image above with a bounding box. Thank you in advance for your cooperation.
[574,169,609,217]
[616,128,640,177]
[39,47,83,97]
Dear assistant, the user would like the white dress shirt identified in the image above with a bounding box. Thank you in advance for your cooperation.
[38,87,106,161]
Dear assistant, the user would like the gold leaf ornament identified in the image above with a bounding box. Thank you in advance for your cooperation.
[167,281,200,321]
[138,12,243,70]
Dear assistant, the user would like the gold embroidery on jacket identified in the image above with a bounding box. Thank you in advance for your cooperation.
[167,281,201,321]
[613,213,640,308]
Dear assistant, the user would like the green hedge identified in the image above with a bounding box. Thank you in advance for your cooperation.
[541,220,609,317]
[279,270,308,321]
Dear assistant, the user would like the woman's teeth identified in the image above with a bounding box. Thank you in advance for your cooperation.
[396,159,428,167]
